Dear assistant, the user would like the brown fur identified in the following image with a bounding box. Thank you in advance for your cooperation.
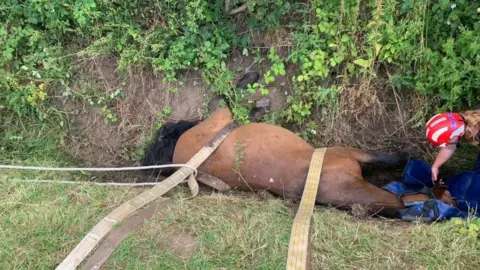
[173,108,408,213]
[401,187,455,207]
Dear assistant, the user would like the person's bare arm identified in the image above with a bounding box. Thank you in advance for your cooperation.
[431,136,459,182]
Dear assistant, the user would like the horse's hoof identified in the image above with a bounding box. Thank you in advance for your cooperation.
[255,96,270,109]
[250,107,266,121]
[236,72,260,89]
[249,97,271,121]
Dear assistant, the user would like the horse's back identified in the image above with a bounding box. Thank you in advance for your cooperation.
[173,109,314,194]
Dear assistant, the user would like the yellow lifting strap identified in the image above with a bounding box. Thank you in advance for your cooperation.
[55,122,237,270]
[286,148,327,270]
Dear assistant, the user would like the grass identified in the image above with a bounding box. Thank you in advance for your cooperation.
[311,211,479,269]
[0,180,143,269]
[1,182,479,270]
[1,99,479,270]
[0,113,74,173]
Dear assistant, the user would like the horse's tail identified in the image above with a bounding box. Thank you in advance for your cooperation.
[141,120,199,176]
[350,147,412,187]
[346,147,411,168]
[341,147,411,185]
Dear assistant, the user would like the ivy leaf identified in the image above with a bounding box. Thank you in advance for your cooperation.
[330,58,337,67]
[353,59,370,68]
[270,47,275,55]
[401,0,414,14]
[3,47,14,60]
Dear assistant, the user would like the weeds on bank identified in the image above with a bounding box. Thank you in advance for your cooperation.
[1,3,480,269]
[2,0,479,155]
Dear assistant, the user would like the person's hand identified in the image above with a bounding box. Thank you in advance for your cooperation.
[431,167,439,184]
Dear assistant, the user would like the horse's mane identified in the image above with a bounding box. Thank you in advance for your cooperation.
[141,120,199,176]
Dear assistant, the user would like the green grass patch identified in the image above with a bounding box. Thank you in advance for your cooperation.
[1,113,67,161]
[0,181,142,269]
[2,184,477,269]
[311,210,479,269]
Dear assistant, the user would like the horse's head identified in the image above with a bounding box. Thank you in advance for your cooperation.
[433,186,456,207]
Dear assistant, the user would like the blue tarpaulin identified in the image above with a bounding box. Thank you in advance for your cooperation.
[382,160,480,222]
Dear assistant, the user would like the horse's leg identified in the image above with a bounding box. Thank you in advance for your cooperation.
[236,71,260,89]
[196,172,232,192]
[317,169,404,216]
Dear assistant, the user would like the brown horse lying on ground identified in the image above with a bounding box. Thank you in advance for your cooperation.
[142,75,454,217]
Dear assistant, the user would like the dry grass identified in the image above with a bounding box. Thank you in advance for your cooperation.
[1,181,478,270]
[311,76,432,160]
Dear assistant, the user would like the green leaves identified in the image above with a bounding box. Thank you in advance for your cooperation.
[341,34,350,43]
[3,47,14,61]
[353,59,370,69]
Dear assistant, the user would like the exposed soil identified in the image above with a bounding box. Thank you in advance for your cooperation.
[310,75,426,156]
[56,56,210,167]
[55,30,425,177]
[165,233,199,259]
[56,31,298,168]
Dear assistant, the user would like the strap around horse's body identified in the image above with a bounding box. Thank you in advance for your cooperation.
[56,122,237,270]
[287,148,327,270]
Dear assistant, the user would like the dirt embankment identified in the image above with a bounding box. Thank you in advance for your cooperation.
[55,56,208,167]
[55,31,426,170]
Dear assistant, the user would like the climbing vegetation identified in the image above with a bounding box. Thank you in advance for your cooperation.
[1,0,479,153]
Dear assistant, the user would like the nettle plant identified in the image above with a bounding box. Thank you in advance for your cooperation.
[374,0,480,111]
[282,0,367,125]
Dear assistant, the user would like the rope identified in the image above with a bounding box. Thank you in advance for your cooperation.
[0,164,198,176]
[6,179,172,187]
[55,121,236,270]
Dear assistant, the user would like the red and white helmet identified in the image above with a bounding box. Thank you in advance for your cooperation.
[425,112,465,147]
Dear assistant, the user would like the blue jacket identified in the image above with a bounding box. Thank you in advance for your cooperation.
[383,160,480,222]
